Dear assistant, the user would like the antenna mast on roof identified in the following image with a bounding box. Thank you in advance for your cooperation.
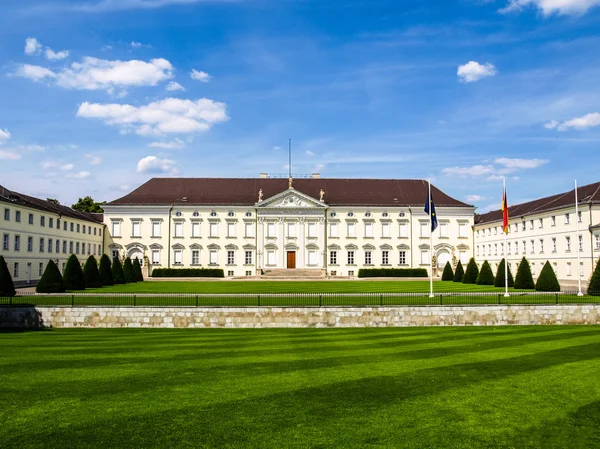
[288,138,294,189]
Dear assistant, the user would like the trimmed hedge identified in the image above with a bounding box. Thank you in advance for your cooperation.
[462,258,479,284]
[63,254,86,290]
[36,260,66,293]
[589,259,600,296]
[357,268,428,278]
[494,258,514,288]
[133,258,144,282]
[112,257,126,284]
[514,256,535,290]
[0,255,16,297]
[535,261,561,292]
[99,254,113,286]
[151,268,225,278]
[441,262,454,281]
[476,261,495,285]
[123,257,137,283]
[83,256,102,288]
[453,261,464,283]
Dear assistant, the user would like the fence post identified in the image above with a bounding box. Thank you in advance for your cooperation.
[319,294,322,307]
[380,294,383,306]
[195,295,199,307]
[71,294,74,307]
[134,294,137,307]
[258,294,261,307]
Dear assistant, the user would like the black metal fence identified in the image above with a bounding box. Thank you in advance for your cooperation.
[1,291,599,307]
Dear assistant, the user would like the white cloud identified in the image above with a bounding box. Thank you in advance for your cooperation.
[131,41,143,48]
[0,150,21,160]
[306,150,315,156]
[166,81,185,91]
[118,185,130,191]
[25,37,43,55]
[190,69,211,82]
[466,195,484,202]
[0,129,10,144]
[14,57,173,92]
[443,158,548,180]
[548,112,600,131]
[77,97,228,136]
[45,48,69,60]
[457,61,497,83]
[148,138,185,149]
[494,157,549,172]
[41,161,74,171]
[273,146,281,151]
[500,0,600,16]
[136,155,178,175]
[67,171,91,179]
[72,0,219,13]
[85,154,103,165]
[442,165,496,177]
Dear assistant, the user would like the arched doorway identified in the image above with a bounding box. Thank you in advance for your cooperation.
[128,247,144,267]
[437,249,451,270]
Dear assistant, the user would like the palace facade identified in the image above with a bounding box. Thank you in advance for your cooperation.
[102,176,476,277]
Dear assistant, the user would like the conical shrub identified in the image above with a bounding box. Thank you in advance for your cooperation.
[0,255,16,297]
[99,254,113,286]
[453,261,464,283]
[514,256,535,290]
[83,256,102,288]
[476,261,495,285]
[63,254,86,290]
[589,259,600,296]
[123,257,136,283]
[441,262,453,281]
[494,259,514,288]
[133,258,144,282]
[535,261,561,292]
[462,258,479,284]
[111,257,125,284]
[36,260,66,293]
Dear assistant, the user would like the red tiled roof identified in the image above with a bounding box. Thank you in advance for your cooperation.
[475,181,600,225]
[106,178,471,208]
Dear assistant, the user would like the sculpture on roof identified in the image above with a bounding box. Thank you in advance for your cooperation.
[258,189,263,202]
[319,189,325,202]
[288,177,294,189]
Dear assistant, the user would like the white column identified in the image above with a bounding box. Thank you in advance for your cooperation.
[257,218,264,269]
[318,217,325,268]
[279,217,285,267]
[298,217,305,267]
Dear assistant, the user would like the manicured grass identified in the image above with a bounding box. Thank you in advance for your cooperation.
[1,327,600,448]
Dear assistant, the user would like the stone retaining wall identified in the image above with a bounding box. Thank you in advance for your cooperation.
[1,305,599,329]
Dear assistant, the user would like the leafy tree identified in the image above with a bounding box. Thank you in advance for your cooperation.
[589,258,600,296]
[83,256,102,288]
[0,255,16,297]
[63,254,86,290]
[453,261,464,283]
[111,257,126,284]
[494,258,514,288]
[476,261,495,285]
[514,256,535,290]
[71,196,106,213]
[441,262,454,281]
[123,257,136,283]
[36,260,66,293]
[462,258,480,284]
[99,254,114,286]
[535,261,561,292]
[132,258,144,282]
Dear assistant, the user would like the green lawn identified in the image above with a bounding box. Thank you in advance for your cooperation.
[1,327,600,448]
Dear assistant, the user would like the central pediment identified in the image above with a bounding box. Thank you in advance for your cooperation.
[257,189,325,209]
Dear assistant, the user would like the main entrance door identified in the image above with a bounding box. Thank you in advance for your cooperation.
[287,251,296,269]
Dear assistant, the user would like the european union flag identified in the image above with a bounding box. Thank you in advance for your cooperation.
[424,195,438,232]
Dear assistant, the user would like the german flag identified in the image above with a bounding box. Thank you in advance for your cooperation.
[502,185,509,234]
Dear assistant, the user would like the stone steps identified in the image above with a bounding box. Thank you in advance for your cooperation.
[261,268,325,278]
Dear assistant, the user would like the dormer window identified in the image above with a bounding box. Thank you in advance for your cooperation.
[330,212,337,217]
[365,212,372,217]
[175,211,183,217]
[228,211,235,217]
[382,212,389,218]
[210,211,217,217]
[245,212,252,217]
[347,212,354,217]
[192,211,200,217]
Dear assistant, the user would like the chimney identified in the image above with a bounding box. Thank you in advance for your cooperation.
[259,173,268,179]
[311,173,321,179]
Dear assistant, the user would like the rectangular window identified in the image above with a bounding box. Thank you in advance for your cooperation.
[69,241,73,254]
[329,222,338,237]
[210,222,218,237]
[228,270,234,277]
[227,251,235,264]
[567,262,572,276]
[63,241,67,254]
[57,218,60,229]
[308,223,317,238]
[132,222,141,237]
[267,251,275,266]
[111,249,119,260]
[49,217,54,228]
[40,216,45,227]
[39,262,44,277]
[4,209,9,220]
[365,251,372,265]
[152,250,160,264]
[210,251,218,265]
[2,234,8,251]
[580,262,584,277]
[566,236,571,251]
[97,244,101,255]
[330,250,337,265]
[507,242,511,255]
[522,240,527,254]
[174,250,182,264]
[288,222,296,238]
[494,244,498,255]
[439,223,448,237]
[48,238,53,253]
[399,223,408,238]
[29,213,34,224]
[227,223,236,238]
[458,223,467,238]
[14,235,20,251]
[365,222,373,238]
[70,222,74,232]
[539,239,544,253]
[347,222,356,238]
[565,213,570,224]
[82,225,86,234]
[531,263,536,276]
[245,251,252,265]
[522,221,526,231]
[552,238,557,252]
[420,223,428,237]
[245,223,254,238]
[382,250,389,265]
[76,242,80,254]
[530,239,535,254]
[87,243,91,255]
[13,262,18,278]
[63,221,67,231]
[515,241,518,254]
[578,211,582,223]
[15,211,21,222]
[579,235,583,251]
[529,220,534,230]
[28,236,33,252]
[595,234,600,250]
[62,263,66,274]
[77,224,80,233]
[174,222,183,237]
[192,250,200,265]
[382,222,390,238]
[308,251,318,265]
[191,222,200,237]
[539,218,543,228]
[399,251,406,265]
[551,216,556,226]
[347,251,355,265]
[152,221,161,237]
[112,221,121,237]
[40,238,45,253]
[477,245,480,257]
[93,227,96,235]
[420,250,430,265]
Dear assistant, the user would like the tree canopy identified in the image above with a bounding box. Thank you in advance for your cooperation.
[71,196,106,213]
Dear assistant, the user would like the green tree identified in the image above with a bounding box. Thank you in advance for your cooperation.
[132,258,144,282]
[476,261,495,285]
[123,257,136,283]
[63,254,86,290]
[453,261,464,283]
[99,254,114,286]
[462,258,480,284]
[514,256,535,290]
[111,257,126,284]
[0,255,16,297]
[83,255,102,288]
[71,196,106,213]
[441,262,454,281]
[36,260,66,293]
[535,261,561,292]
[494,259,515,288]
[589,258,600,296]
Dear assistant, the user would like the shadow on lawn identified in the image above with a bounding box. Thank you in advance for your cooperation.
[0,306,49,332]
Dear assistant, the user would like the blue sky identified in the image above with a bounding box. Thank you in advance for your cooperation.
[1,0,600,211]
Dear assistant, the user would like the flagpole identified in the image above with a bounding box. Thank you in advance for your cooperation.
[429,179,434,298]
[575,179,583,296]
[503,178,509,297]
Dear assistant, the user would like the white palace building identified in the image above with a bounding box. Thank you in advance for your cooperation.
[102,176,475,277]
